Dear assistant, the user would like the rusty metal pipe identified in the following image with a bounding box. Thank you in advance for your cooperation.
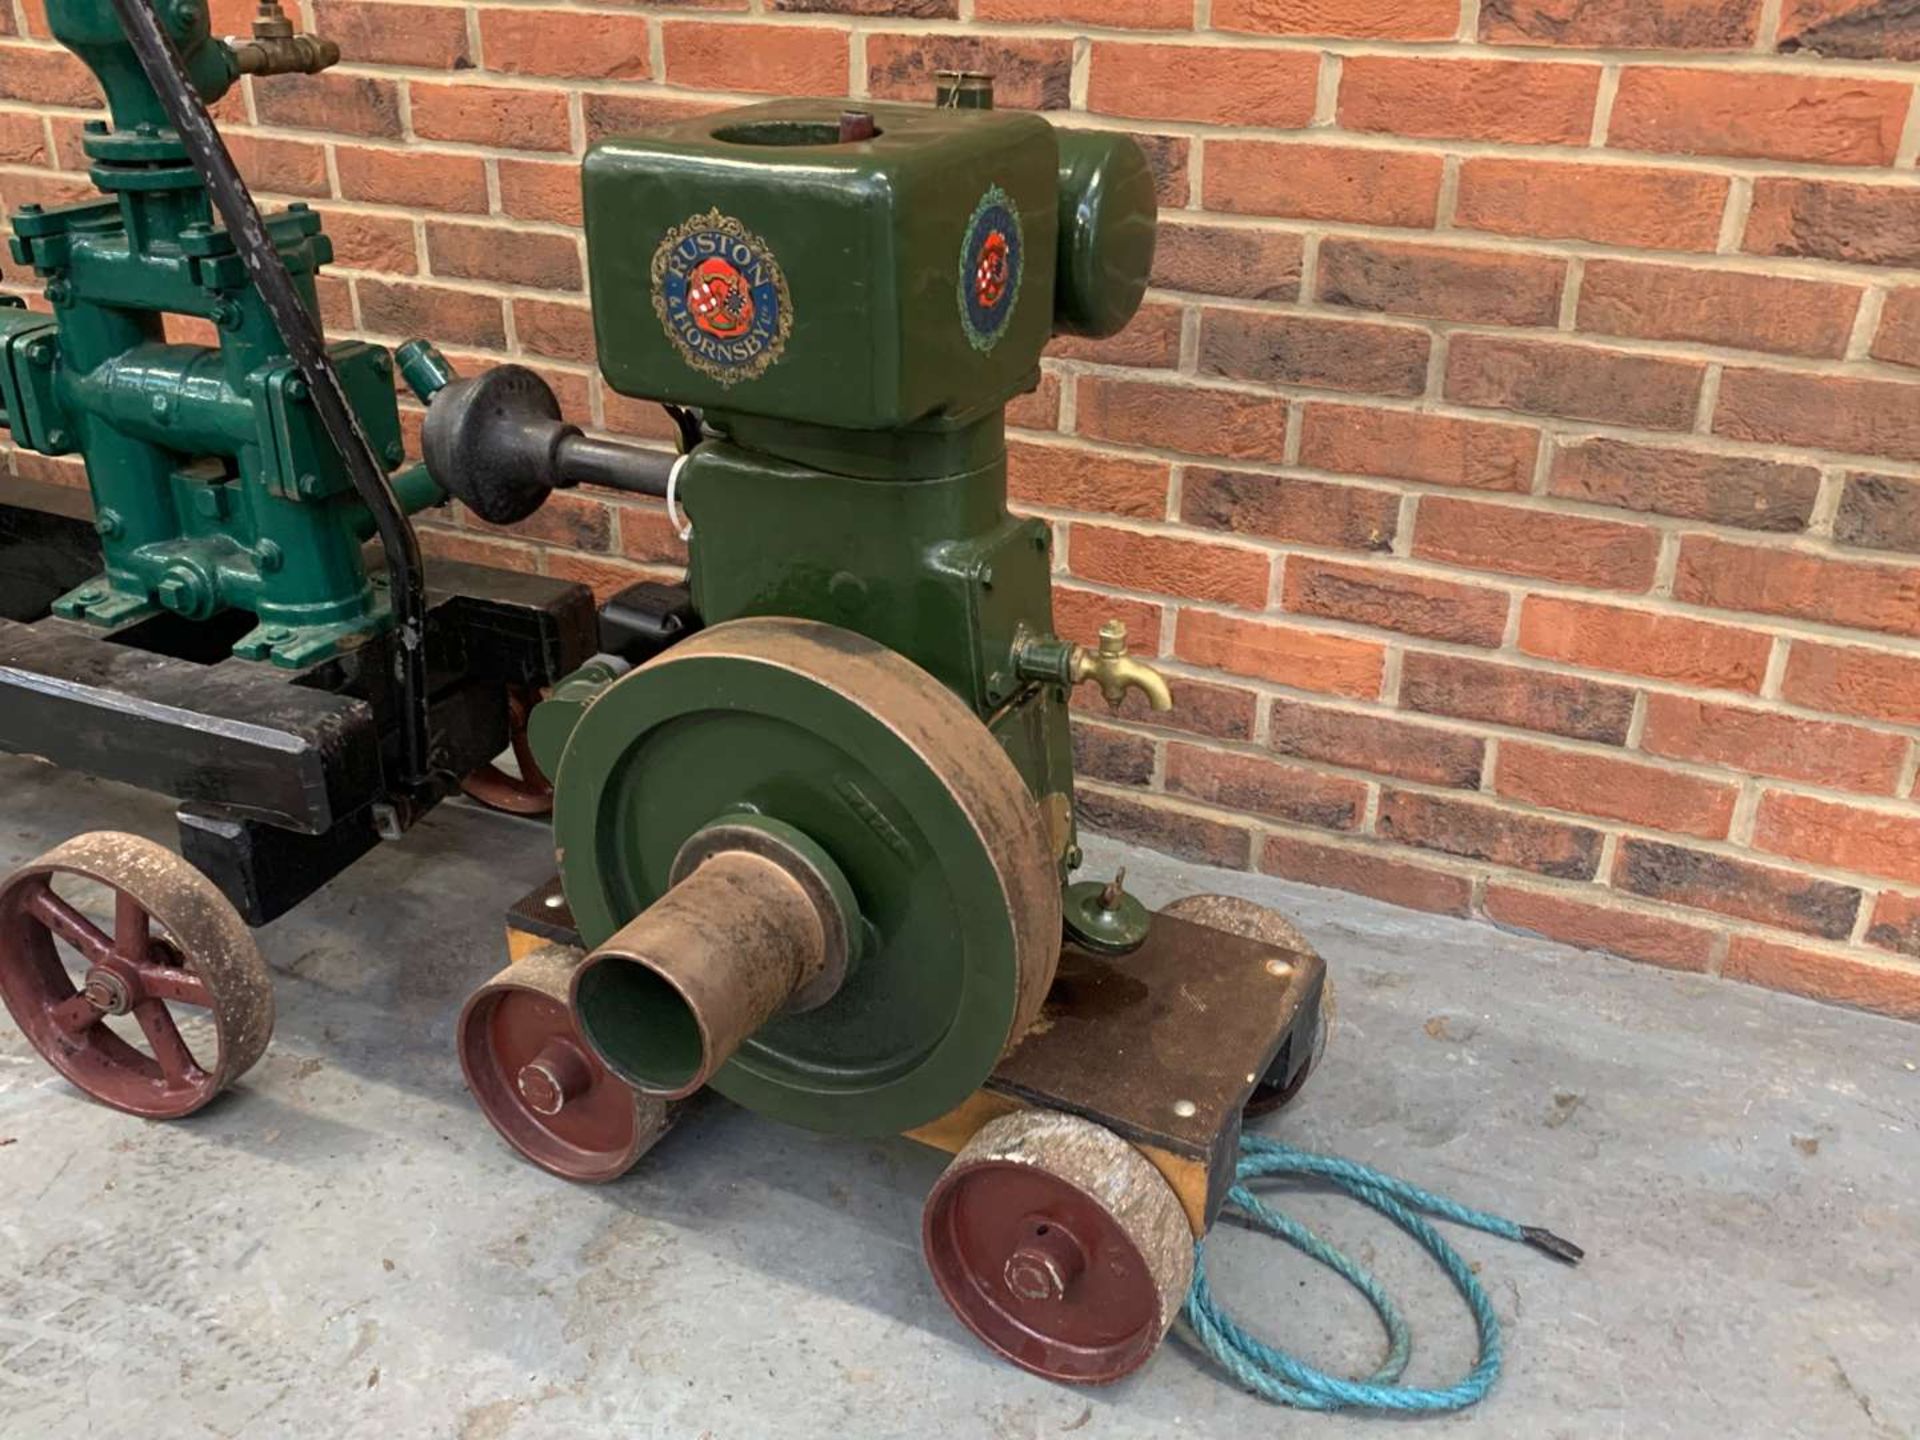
[570,850,829,1099]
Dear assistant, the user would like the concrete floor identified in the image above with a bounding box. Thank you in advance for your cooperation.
[0,754,1915,1440]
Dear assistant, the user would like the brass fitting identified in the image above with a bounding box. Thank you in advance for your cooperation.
[227,0,339,77]
[1071,620,1172,712]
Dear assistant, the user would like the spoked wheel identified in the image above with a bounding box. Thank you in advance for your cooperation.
[1161,894,1331,1117]
[0,831,273,1119]
[458,944,672,1182]
[462,686,554,816]
[922,1110,1193,1385]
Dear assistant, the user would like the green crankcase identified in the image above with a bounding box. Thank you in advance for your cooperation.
[540,95,1160,1135]
[0,0,442,667]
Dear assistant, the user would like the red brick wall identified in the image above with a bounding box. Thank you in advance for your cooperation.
[6,0,1920,1022]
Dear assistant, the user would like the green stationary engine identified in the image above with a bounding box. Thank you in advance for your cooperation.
[439,90,1167,1140]
[0,0,442,666]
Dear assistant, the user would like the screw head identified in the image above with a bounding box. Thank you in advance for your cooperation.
[1172,1098,1197,1119]
[81,969,132,1016]
[93,509,122,540]
[256,539,284,574]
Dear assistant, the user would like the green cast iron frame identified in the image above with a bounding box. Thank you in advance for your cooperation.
[0,0,442,669]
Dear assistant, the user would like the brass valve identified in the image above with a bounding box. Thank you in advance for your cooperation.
[1012,619,1173,713]
[1070,620,1172,713]
[227,0,339,76]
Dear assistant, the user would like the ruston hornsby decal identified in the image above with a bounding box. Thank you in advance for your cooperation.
[959,184,1022,353]
[652,209,793,384]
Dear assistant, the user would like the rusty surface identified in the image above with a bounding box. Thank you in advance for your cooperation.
[573,849,827,1099]
[674,617,1063,1059]
[988,911,1324,1230]
[0,830,272,1118]
[668,821,851,1014]
[459,944,672,1183]
[922,1109,1191,1385]
[1162,893,1332,1117]
[460,686,554,816]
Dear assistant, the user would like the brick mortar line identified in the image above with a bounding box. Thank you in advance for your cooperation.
[1015,377,1920,489]
[1028,356,1920,468]
[1084,775,1920,924]
[1076,775,1920,960]
[30,52,1920,189]
[1050,582,1920,755]
[1078,580,1920,721]
[1898,83,1920,168]
[20,80,1920,199]
[161,16,1920,86]
[1845,287,1889,361]
[1183,294,1915,380]
[1716,175,1755,255]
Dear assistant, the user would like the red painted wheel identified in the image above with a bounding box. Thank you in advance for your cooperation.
[462,687,554,816]
[922,1110,1193,1385]
[0,832,273,1119]
[459,944,673,1182]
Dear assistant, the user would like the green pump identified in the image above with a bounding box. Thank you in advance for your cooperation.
[0,0,442,666]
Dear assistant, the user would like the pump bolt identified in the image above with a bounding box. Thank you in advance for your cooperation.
[285,377,309,402]
[262,626,291,644]
[257,539,284,574]
[45,428,67,449]
[150,393,172,418]
[44,280,70,306]
[94,510,122,540]
[25,341,51,368]
[212,299,241,330]
[383,440,404,466]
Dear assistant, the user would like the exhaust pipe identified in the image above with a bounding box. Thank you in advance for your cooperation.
[570,821,854,1098]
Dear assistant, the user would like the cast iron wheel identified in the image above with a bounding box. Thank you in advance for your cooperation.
[461,686,554,816]
[459,944,671,1182]
[1160,893,1331,1117]
[0,831,272,1118]
[922,1109,1193,1385]
[551,616,1062,1138]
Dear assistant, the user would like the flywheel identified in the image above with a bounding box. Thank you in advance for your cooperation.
[550,617,1062,1137]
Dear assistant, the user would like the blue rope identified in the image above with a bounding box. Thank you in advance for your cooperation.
[1181,1135,1582,1413]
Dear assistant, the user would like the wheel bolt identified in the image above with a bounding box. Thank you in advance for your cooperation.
[82,969,131,1016]
[516,1038,592,1116]
[1004,1222,1085,1303]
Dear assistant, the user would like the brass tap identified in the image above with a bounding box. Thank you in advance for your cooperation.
[227,0,339,76]
[1071,620,1172,713]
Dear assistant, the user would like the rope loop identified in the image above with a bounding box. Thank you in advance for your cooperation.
[1181,1136,1580,1414]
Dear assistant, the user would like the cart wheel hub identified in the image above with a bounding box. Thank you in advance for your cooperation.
[517,1037,592,1116]
[81,967,131,1016]
[1005,1220,1085,1302]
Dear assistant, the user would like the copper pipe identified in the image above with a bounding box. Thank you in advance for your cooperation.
[571,850,828,1099]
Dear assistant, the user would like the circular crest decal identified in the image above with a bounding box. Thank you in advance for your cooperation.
[651,209,792,385]
[959,184,1022,353]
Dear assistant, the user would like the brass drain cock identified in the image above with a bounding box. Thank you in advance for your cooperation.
[1015,620,1173,713]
